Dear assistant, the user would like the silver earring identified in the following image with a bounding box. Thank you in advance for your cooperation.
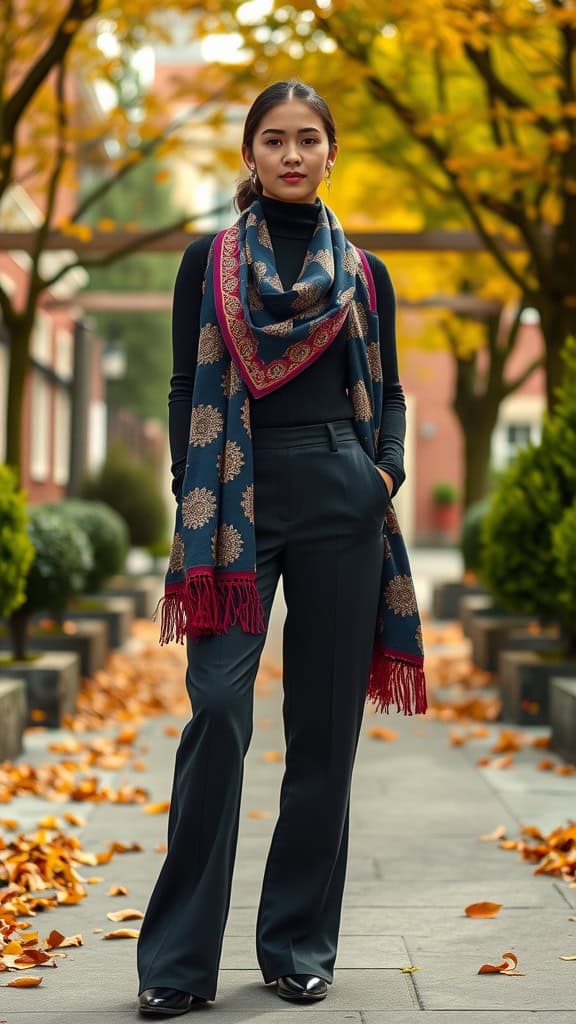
[250,165,257,188]
[325,164,332,190]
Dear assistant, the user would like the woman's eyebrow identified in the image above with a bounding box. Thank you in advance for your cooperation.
[260,127,322,135]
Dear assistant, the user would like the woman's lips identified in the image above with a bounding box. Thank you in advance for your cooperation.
[281,173,305,180]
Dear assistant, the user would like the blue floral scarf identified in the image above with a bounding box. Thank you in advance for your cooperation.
[159,198,427,715]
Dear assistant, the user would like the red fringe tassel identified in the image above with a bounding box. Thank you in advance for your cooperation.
[154,572,267,645]
[367,645,427,716]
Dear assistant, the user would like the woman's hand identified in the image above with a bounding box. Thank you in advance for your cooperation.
[375,467,393,497]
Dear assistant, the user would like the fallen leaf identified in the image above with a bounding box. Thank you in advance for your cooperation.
[163,725,180,737]
[478,951,522,975]
[144,801,170,815]
[45,931,83,949]
[93,928,104,934]
[106,909,144,922]
[86,877,104,885]
[479,826,507,842]
[247,810,271,819]
[559,955,576,960]
[400,965,420,972]
[155,843,167,854]
[465,902,502,918]
[108,885,129,897]
[103,928,140,939]
[2,975,42,987]
[367,727,397,741]
[262,751,283,762]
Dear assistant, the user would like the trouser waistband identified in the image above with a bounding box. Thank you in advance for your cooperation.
[252,419,357,451]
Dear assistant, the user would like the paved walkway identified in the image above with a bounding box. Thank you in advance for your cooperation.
[2,553,575,1023]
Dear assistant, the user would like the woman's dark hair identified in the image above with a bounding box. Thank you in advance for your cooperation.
[234,80,337,212]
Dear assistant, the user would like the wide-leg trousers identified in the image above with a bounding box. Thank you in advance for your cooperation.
[137,418,389,1000]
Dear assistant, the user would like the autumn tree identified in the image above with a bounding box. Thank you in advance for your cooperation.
[0,0,222,476]
[213,0,576,408]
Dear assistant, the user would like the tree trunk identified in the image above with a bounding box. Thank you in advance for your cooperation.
[459,413,497,511]
[5,319,32,481]
[537,300,576,411]
[8,607,29,662]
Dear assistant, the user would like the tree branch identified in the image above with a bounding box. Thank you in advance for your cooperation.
[463,42,555,135]
[40,203,231,290]
[69,88,226,224]
[502,355,544,398]
[4,0,98,135]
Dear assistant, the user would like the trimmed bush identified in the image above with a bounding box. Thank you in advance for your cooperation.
[432,481,458,505]
[0,465,34,619]
[481,336,576,651]
[44,499,129,592]
[460,498,491,574]
[82,445,167,548]
[24,505,94,615]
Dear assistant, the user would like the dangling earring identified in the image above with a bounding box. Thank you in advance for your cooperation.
[250,165,258,188]
[325,163,332,190]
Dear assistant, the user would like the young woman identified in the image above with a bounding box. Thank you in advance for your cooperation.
[137,79,426,1018]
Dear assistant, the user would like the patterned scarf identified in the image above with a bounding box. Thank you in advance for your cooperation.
[159,198,427,715]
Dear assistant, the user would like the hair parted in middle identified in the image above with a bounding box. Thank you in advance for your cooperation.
[234,79,337,212]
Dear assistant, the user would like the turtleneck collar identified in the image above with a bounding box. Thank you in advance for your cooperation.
[259,193,320,240]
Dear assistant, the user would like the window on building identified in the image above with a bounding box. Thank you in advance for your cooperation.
[492,420,542,470]
[29,371,51,481]
[53,387,71,485]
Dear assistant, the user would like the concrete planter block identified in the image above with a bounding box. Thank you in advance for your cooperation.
[458,593,494,637]
[470,614,537,671]
[102,574,162,618]
[0,652,80,728]
[550,677,576,764]
[66,595,134,649]
[0,679,27,760]
[498,649,576,726]
[2,619,107,679]
[432,581,488,620]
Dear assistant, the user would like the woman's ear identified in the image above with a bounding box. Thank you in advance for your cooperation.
[241,144,254,173]
[328,142,339,170]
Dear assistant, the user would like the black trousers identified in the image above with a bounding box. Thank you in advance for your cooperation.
[137,419,388,1000]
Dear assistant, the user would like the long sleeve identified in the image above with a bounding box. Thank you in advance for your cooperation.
[168,235,215,502]
[364,251,406,498]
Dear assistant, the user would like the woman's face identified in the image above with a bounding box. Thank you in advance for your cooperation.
[242,99,337,204]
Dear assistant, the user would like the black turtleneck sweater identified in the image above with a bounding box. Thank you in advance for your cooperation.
[169,195,406,500]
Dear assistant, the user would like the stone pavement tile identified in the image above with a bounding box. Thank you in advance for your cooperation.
[406,929,576,1011]
[220,935,410,970]
[229,877,568,909]
[364,1015,576,1023]
[211,971,416,1011]
[2,1013,364,1024]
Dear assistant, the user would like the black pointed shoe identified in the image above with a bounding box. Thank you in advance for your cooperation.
[276,974,328,1002]
[138,988,207,1017]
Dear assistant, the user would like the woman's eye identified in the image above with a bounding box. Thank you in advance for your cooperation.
[302,138,318,145]
[265,139,281,146]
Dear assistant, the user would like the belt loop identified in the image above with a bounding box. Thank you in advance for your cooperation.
[325,422,338,452]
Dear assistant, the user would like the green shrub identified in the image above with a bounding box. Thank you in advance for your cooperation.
[432,481,458,506]
[24,505,94,616]
[0,465,34,618]
[552,502,576,629]
[481,336,576,649]
[44,499,129,592]
[82,445,167,548]
[460,498,491,574]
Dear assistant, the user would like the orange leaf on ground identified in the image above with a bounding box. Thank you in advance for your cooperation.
[155,843,167,854]
[367,727,397,741]
[247,810,271,819]
[537,759,556,770]
[479,826,507,842]
[103,928,140,939]
[263,751,283,762]
[2,975,42,987]
[465,902,502,918]
[531,736,551,749]
[144,802,170,815]
[45,931,82,949]
[163,725,180,737]
[559,955,576,960]
[478,951,522,975]
[106,909,144,922]
[108,885,129,896]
